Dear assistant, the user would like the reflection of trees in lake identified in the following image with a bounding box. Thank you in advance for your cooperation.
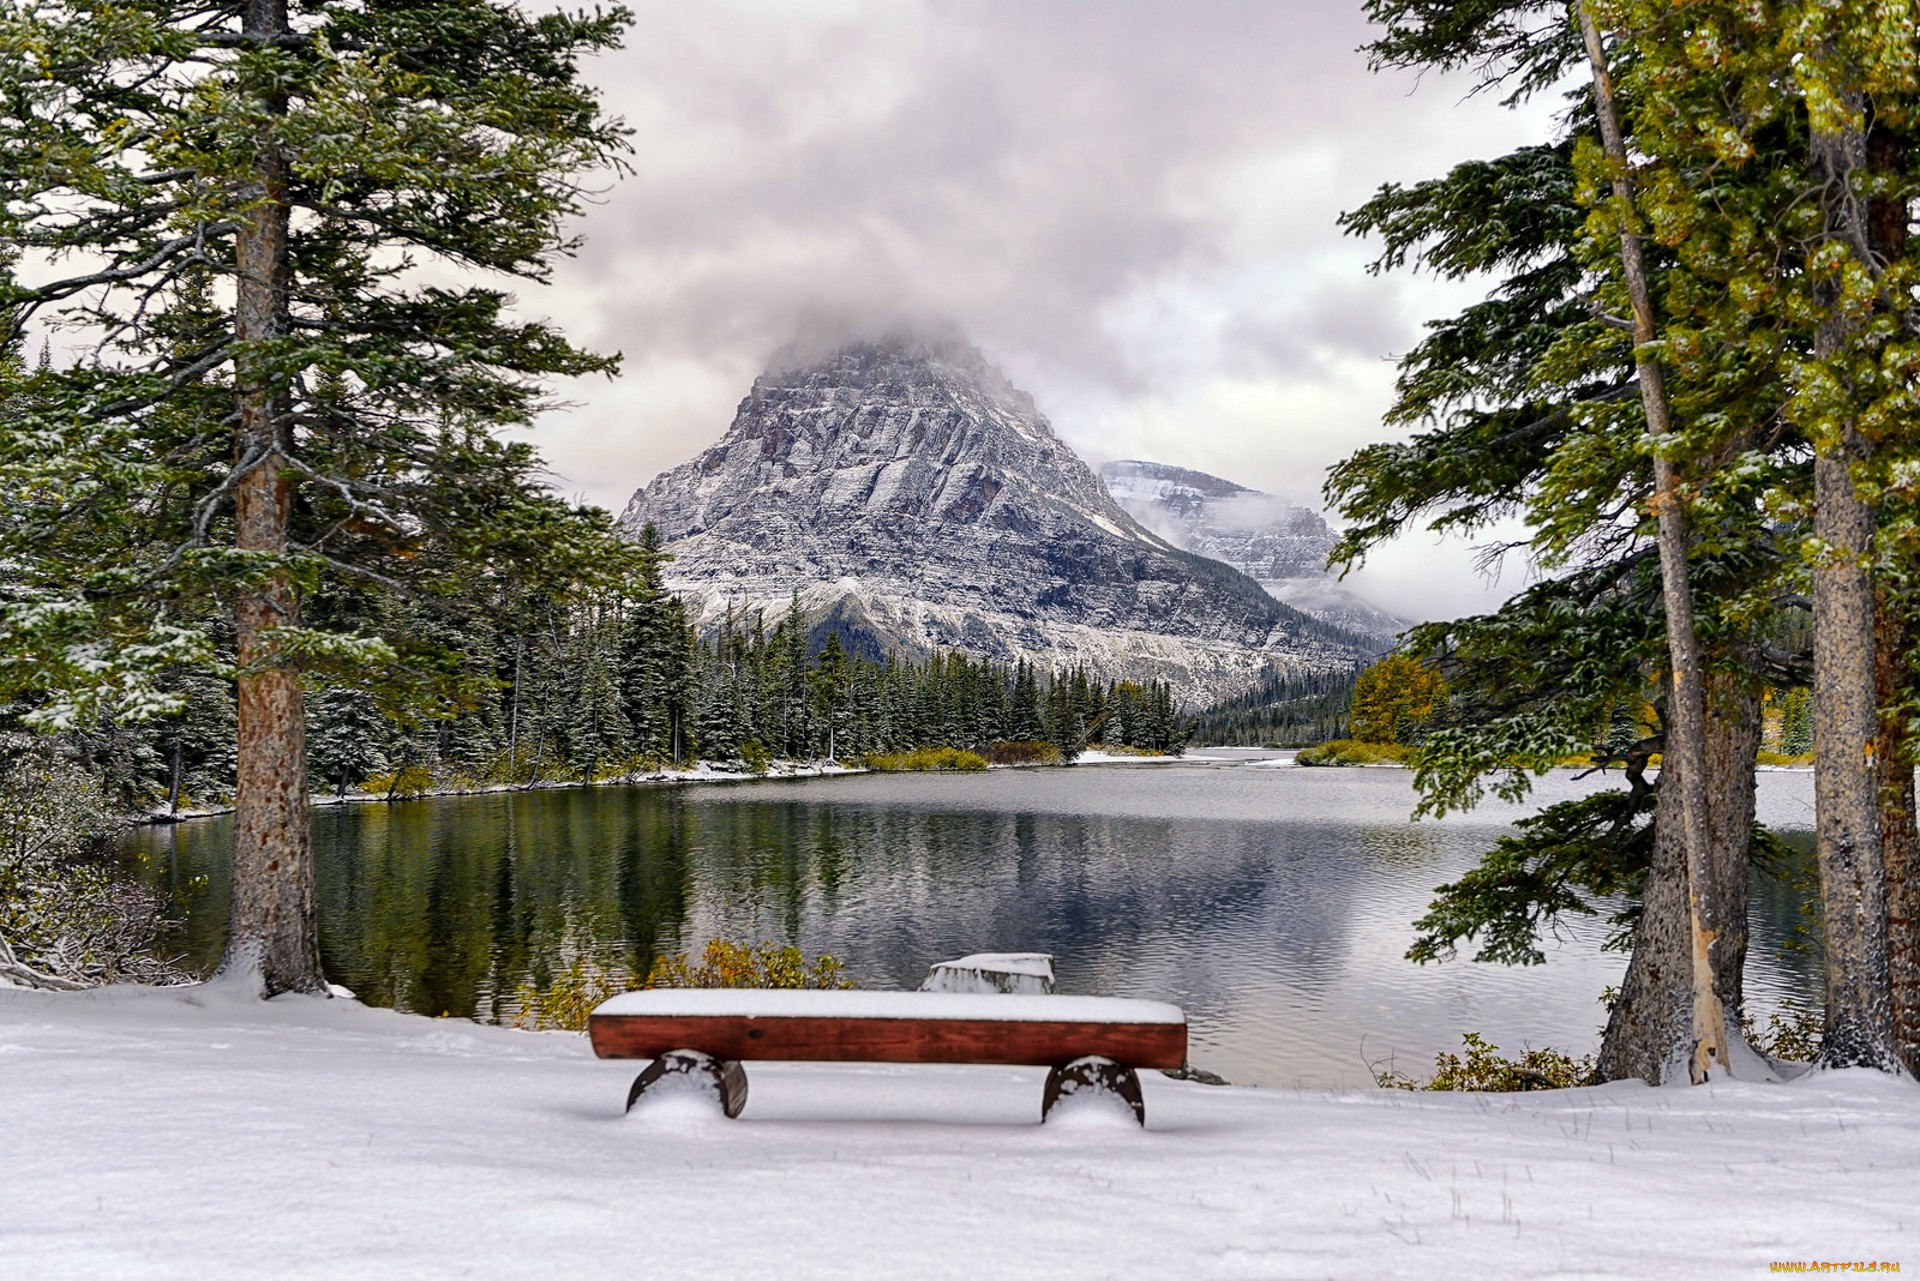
[1352,824,1443,871]
[1745,833,1821,1012]
[126,816,233,977]
[128,788,1380,1016]
[666,800,1371,1003]
[125,789,705,1022]
[119,772,1820,1085]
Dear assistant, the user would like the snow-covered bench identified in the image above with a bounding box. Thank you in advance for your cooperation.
[588,989,1188,1125]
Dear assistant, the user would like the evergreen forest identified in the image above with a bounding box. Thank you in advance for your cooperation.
[56,524,1186,816]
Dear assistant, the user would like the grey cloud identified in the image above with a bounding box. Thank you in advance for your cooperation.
[522,0,1556,619]
[1219,277,1424,380]
[555,0,1523,377]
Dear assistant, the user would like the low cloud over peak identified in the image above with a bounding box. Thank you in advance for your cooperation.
[526,0,1554,622]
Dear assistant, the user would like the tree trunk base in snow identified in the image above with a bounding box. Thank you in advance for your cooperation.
[1596,673,1760,1084]
[625,1051,749,1118]
[1042,1056,1146,1126]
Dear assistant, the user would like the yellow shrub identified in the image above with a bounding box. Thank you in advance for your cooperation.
[1295,739,1409,767]
[511,940,856,1033]
[859,747,989,772]
[646,939,855,991]
[510,958,646,1033]
[1756,750,1814,767]
[360,766,434,798]
[1351,654,1446,745]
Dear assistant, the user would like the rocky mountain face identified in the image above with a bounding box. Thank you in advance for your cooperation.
[618,333,1362,704]
[1099,460,1407,648]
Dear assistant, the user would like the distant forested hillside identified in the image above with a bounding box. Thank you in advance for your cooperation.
[1186,668,1358,747]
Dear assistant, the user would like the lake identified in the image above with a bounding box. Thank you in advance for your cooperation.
[121,753,1822,1087]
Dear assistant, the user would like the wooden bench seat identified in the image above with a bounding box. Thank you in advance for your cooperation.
[589,989,1188,1124]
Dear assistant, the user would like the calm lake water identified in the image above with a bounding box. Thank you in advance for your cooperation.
[120,753,1821,1087]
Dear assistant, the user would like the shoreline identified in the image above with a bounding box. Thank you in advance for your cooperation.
[132,757,869,827]
[131,748,1192,827]
[132,749,1821,828]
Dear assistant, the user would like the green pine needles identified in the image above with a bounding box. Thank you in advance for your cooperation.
[0,0,638,727]
[0,0,639,993]
[1341,0,1920,1078]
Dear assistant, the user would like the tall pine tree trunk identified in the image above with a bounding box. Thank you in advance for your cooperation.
[1578,3,1730,1080]
[217,0,325,995]
[1805,79,1897,1070]
[1813,429,1892,1067]
[1598,673,1759,1082]
[1875,587,1919,1071]
[1867,119,1920,1075]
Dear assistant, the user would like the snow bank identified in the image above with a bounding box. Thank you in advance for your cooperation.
[3,984,1914,1279]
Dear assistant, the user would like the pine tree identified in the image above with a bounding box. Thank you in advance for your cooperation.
[615,526,676,761]
[811,634,853,760]
[1045,668,1086,761]
[696,654,749,763]
[771,596,813,758]
[1352,0,1920,1078]
[568,604,628,779]
[846,660,881,756]
[0,0,634,994]
[1340,0,1781,1081]
[1779,689,1814,757]
[1009,661,1045,742]
[1781,0,1909,1072]
[519,610,575,786]
[307,685,386,799]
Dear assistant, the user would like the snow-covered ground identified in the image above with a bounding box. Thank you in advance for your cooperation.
[4,983,1914,1279]
[1069,749,1195,765]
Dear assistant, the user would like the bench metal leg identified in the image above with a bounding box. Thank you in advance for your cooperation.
[1042,1056,1145,1126]
[625,1050,749,1118]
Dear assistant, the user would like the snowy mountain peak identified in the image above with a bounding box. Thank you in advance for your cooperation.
[617,334,1361,702]
[1099,459,1405,648]
[623,331,1155,548]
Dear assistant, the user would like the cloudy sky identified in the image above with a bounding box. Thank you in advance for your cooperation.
[525,0,1560,621]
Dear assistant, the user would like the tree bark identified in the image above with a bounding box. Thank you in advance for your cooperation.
[1577,3,1730,1081]
[1805,81,1897,1070]
[215,0,325,996]
[1875,587,1919,1072]
[1813,433,1893,1067]
[1869,119,1920,1076]
[1597,674,1760,1082]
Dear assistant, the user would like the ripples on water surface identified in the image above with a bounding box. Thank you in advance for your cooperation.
[123,754,1820,1087]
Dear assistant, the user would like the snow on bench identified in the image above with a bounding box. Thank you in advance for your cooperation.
[588,989,1188,1124]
